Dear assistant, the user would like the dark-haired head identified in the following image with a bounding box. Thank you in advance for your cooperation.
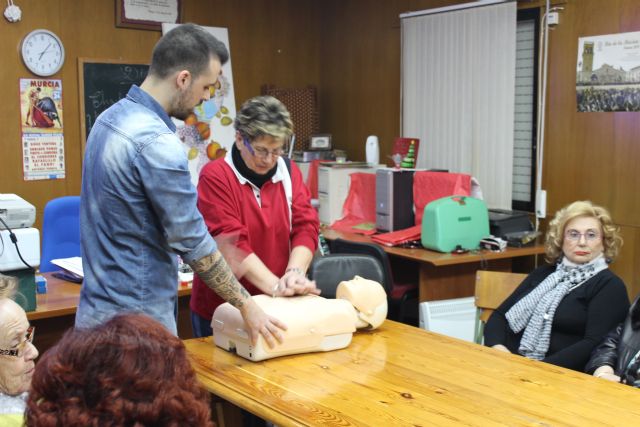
[149,23,229,80]
[26,313,212,426]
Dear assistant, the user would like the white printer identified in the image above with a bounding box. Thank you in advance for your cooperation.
[0,194,39,271]
[0,194,36,229]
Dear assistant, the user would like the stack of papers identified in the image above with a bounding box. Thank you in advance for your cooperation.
[51,257,84,280]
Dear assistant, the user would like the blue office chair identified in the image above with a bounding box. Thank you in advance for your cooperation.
[40,196,81,273]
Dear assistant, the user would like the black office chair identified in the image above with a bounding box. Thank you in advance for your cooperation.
[308,254,386,299]
[329,238,419,326]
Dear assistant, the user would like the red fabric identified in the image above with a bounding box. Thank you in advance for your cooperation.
[30,106,54,127]
[191,157,319,320]
[305,159,322,199]
[371,225,422,247]
[413,171,471,225]
[330,173,377,235]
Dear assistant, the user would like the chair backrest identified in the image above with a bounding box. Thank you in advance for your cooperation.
[308,254,385,299]
[329,238,394,295]
[474,270,526,344]
[40,196,81,273]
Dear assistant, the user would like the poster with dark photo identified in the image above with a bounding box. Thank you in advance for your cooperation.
[576,31,640,112]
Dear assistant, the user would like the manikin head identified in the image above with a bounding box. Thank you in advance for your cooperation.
[336,276,388,329]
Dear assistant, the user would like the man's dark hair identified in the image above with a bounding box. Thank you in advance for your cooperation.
[148,23,229,79]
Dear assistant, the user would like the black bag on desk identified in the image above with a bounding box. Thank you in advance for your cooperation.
[488,209,533,239]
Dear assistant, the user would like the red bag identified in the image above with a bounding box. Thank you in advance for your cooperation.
[330,172,377,235]
[413,171,471,225]
[305,159,322,199]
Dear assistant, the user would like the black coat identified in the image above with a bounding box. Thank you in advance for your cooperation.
[585,296,640,387]
[484,264,630,371]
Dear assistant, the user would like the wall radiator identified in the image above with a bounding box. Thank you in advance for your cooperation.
[419,297,476,343]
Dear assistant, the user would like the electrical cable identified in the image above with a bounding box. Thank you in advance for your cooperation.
[0,217,35,272]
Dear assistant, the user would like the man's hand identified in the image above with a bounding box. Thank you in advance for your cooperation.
[240,298,287,348]
[190,251,288,348]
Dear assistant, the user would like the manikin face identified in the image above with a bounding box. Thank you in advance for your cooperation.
[236,133,285,175]
[561,216,605,264]
[0,299,38,395]
[170,57,222,120]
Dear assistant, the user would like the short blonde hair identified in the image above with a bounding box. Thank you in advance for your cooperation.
[234,96,293,143]
[0,273,17,300]
[544,200,622,263]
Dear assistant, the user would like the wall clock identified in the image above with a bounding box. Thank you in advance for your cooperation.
[21,29,65,76]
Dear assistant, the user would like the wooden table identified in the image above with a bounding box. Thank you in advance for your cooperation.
[29,273,193,354]
[185,321,640,426]
[322,229,545,301]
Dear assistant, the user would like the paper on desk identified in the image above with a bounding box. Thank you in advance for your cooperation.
[50,257,84,278]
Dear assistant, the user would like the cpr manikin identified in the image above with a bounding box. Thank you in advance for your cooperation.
[211,276,387,361]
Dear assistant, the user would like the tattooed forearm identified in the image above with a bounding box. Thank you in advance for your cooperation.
[189,251,250,308]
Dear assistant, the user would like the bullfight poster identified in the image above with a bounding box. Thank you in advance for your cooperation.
[20,78,65,180]
[576,31,640,112]
[162,23,237,186]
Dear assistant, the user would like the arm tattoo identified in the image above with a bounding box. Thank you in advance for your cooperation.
[189,252,250,308]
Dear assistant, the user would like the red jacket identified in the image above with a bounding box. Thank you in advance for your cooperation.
[190,153,319,319]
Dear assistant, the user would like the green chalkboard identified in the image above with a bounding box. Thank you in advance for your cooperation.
[79,58,149,145]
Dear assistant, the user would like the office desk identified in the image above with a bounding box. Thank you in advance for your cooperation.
[185,321,640,426]
[28,273,193,354]
[322,229,545,301]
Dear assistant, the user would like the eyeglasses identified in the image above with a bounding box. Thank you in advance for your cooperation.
[565,230,601,242]
[243,138,284,159]
[0,326,35,358]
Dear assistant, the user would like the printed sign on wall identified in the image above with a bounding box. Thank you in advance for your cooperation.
[19,78,65,180]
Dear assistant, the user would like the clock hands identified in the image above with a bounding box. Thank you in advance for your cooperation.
[38,43,52,60]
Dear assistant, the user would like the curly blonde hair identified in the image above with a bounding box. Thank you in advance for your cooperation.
[544,200,622,264]
[0,273,17,300]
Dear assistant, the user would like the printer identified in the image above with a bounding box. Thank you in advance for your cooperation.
[0,194,36,229]
[0,194,39,311]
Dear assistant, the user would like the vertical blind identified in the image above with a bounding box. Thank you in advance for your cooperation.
[401,2,517,209]
[513,19,536,205]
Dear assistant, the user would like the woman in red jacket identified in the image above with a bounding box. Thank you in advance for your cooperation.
[190,96,320,337]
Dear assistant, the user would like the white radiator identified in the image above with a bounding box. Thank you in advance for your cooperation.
[419,297,476,342]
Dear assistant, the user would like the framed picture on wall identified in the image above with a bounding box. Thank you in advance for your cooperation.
[116,0,182,31]
[309,134,332,151]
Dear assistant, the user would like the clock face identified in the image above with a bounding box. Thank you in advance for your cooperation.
[21,29,65,77]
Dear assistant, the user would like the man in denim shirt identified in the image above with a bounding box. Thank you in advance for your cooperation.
[76,24,288,347]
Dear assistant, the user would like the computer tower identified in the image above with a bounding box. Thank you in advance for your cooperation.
[375,168,415,232]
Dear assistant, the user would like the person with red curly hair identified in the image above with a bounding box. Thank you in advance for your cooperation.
[25,313,213,427]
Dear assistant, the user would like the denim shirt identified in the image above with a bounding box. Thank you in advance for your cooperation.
[76,85,216,334]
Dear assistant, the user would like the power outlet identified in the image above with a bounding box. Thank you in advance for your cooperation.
[547,11,560,26]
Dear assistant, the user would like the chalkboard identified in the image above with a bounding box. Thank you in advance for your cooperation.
[78,58,149,146]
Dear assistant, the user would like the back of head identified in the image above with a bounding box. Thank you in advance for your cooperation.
[0,273,17,300]
[26,313,213,427]
[234,95,294,142]
[148,23,229,80]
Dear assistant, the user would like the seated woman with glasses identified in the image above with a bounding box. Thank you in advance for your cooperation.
[0,273,38,424]
[484,201,629,371]
[26,313,213,426]
[190,95,320,337]
[585,293,640,387]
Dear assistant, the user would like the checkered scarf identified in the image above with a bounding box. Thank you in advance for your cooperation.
[505,255,607,360]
